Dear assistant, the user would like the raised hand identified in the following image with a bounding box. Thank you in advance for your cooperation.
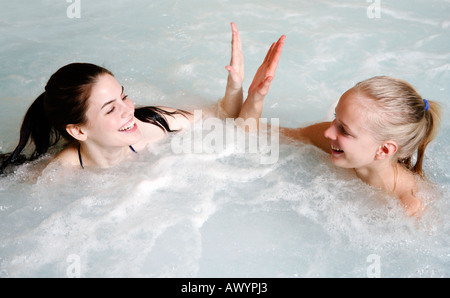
[225,22,244,91]
[248,35,285,100]
[221,22,245,118]
[238,34,285,122]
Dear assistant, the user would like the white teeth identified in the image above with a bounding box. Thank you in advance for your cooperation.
[331,144,343,152]
[119,120,135,131]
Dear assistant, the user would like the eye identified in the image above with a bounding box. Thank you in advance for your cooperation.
[122,94,128,101]
[338,125,350,136]
[106,107,115,115]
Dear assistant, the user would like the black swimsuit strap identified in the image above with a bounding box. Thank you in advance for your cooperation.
[78,143,84,169]
[78,144,137,169]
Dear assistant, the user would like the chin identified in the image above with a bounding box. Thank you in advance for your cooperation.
[129,132,142,144]
[123,130,142,145]
[330,155,351,169]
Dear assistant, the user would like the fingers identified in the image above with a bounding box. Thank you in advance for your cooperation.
[252,35,285,96]
[230,22,242,52]
[229,22,243,74]
[230,22,242,61]
[263,35,284,64]
[227,23,285,97]
[269,36,285,66]
[270,35,285,71]
[263,42,277,65]
[264,35,285,75]
[227,22,244,88]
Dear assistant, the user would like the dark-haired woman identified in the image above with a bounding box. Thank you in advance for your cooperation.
[1,23,285,173]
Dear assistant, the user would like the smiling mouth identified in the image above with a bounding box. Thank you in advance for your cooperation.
[119,119,136,132]
[331,144,344,153]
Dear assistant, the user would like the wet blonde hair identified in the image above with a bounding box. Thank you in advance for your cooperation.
[353,76,441,177]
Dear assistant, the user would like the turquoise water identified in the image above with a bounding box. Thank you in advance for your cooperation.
[0,0,449,277]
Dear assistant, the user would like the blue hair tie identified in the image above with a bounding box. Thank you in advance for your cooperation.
[423,99,429,112]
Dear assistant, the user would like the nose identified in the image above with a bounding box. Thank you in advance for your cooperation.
[324,121,337,140]
[119,99,134,118]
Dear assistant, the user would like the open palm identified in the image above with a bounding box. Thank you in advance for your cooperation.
[248,35,285,99]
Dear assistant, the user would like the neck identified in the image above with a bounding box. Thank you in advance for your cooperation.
[78,143,133,168]
[354,160,399,193]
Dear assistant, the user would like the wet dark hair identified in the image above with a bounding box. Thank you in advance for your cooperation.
[0,62,189,174]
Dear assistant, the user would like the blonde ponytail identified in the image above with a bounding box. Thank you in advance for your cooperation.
[413,99,441,176]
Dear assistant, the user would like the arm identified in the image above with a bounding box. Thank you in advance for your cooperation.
[238,34,286,125]
[281,122,332,154]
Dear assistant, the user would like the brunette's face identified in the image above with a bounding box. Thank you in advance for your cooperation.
[323,88,381,169]
[81,74,141,148]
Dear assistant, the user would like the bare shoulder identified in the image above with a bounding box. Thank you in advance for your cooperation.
[133,107,195,150]
[156,106,195,130]
[51,143,80,168]
[398,190,423,217]
[396,170,423,217]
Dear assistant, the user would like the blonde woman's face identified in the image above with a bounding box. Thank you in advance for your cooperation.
[324,89,381,169]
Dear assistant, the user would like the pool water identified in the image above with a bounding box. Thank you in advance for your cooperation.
[0,0,449,277]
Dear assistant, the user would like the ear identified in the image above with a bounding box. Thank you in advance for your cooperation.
[66,124,87,141]
[375,141,398,160]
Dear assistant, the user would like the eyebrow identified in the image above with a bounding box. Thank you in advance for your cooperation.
[101,86,125,110]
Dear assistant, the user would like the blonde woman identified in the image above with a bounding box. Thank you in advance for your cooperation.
[243,76,441,216]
